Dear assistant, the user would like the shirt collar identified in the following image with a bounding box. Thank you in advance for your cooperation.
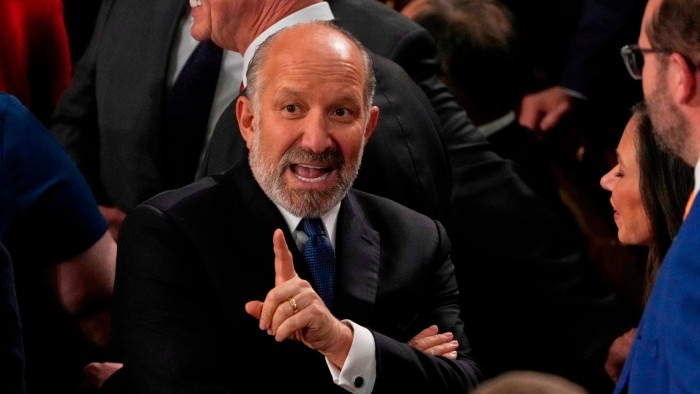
[275,202,341,249]
[241,2,334,87]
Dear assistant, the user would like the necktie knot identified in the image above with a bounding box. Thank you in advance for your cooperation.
[302,217,327,238]
[300,218,335,310]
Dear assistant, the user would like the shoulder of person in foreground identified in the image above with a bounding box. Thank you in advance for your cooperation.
[1,92,115,350]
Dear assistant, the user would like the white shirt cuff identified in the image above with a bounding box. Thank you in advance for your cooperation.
[327,320,376,393]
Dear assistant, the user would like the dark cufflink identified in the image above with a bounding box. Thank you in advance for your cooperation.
[353,376,364,388]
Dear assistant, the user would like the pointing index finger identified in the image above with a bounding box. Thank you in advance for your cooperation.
[273,229,297,285]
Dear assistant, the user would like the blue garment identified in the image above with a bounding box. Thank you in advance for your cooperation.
[0,92,108,392]
[0,92,107,261]
[614,195,700,393]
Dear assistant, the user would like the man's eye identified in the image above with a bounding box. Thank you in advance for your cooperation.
[334,108,348,116]
[285,105,298,113]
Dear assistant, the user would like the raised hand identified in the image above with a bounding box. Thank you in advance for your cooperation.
[244,229,353,368]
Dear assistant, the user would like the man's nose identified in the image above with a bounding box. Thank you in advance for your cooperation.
[299,111,333,153]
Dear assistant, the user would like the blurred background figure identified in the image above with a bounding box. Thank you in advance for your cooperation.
[516,0,646,148]
[382,0,643,390]
[406,0,563,209]
[378,0,642,392]
[512,0,648,257]
[599,102,693,382]
[50,0,243,239]
[1,92,116,393]
[61,0,103,64]
[0,0,73,125]
[386,0,648,312]
[473,370,588,394]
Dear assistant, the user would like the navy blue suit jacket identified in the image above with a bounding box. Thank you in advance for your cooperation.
[615,194,700,392]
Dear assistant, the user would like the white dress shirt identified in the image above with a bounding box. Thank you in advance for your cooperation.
[276,200,377,393]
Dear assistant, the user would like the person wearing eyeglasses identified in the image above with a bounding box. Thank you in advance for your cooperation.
[614,0,700,392]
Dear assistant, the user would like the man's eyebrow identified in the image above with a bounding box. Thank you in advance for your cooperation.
[274,87,303,99]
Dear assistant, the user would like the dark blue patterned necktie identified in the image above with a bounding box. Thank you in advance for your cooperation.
[164,39,223,188]
[300,218,336,310]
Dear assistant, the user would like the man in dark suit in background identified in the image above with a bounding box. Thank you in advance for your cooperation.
[405,0,565,208]
[109,21,483,392]
[50,0,244,238]
[199,0,635,390]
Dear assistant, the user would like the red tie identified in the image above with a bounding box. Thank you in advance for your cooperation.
[684,190,697,220]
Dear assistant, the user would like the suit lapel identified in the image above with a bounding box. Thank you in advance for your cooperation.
[334,192,380,323]
[218,165,379,318]
[220,163,313,282]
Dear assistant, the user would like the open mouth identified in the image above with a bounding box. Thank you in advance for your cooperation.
[290,163,333,182]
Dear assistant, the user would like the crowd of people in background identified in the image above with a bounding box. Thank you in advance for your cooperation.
[2,0,700,392]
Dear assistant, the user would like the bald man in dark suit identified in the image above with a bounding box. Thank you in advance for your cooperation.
[198,1,634,390]
[109,20,482,392]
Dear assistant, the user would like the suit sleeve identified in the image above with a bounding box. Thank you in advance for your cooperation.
[112,204,233,393]
[370,220,483,392]
[49,0,116,204]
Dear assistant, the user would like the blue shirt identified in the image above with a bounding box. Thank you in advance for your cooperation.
[0,92,107,264]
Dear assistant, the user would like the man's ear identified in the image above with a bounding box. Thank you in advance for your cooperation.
[364,106,380,142]
[236,96,255,150]
[670,52,698,105]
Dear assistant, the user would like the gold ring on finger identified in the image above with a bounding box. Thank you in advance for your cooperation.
[288,297,299,314]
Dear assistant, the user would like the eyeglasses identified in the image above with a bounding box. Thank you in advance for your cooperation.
[620,44,670,80]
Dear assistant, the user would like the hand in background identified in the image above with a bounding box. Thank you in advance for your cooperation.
[82,362,123,390]
[408,325,458,359]
[518,86,575,134]
[98,205,126,241]
[604,327,637,382]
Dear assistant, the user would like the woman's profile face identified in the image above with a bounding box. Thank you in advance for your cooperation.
[600,116,652,246]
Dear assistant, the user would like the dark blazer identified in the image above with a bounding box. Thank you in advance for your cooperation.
[486,118,563,209]
[50,0,192,210]
[111,161,482,393]
[614,195,700,393]
[561,0,646,149]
